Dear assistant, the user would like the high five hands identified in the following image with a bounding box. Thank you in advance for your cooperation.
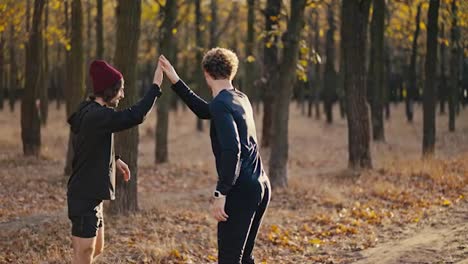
[159,55,180,85]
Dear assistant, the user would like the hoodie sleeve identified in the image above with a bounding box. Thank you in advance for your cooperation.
[210,100,241,195]
[91,84,162,133]
[171,79,211,119]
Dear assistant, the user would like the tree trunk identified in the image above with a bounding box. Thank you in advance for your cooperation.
[110,0,142,214]
[439,23,447,115]
[209,0,218,48]
[261,0,280,148]
[0,33,4,110]
[96,0,104,59]
[422,0,440,156]
[40,0,49,126]
[342,0,372,169]
[369,0,385,141]
[323,4,336,124]
[195,0,206,131]
[21,0,45,156]
[9,25,17,112]
[448,0,460,132]
[406,3,422,123]
[155,0,177,163]
[244,0,256,102]
[268,0,307,188]
[314,11,321,120]
[65,0,85,175]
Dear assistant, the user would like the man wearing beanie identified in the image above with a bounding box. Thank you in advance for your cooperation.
[67,60,163,264]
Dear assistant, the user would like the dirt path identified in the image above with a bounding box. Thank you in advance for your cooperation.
[354,200,468,264]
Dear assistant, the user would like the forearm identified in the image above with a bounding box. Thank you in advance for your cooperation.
[216,150,241,195]
[172,79,211,119]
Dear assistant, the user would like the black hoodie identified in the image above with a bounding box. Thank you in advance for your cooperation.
[67,85,161,200]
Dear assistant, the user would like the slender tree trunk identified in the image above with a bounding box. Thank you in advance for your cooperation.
[21,0,45,156]
[244,0,256,101]
[406,3,422,123]
[269,0,307,188]
[40,0,49,126]
[195,0,206,131]
[314,11,321,120]
[448,0,460,132]
[110,0,142,214]
[342,0,372,169]
[155,0,177,163]
[369,0,385,141]
[323,4,336,124]
[65,0,85,174]
[261,0,280,148]
[422,0,440,156]
[209,0,218,48]
[84,0,92,94]
[96,0,104,59]
[439,23,447,115]
[26,0,31,33]
[9,25,17,112]
[0,33,4,110]
[384,43,391,120]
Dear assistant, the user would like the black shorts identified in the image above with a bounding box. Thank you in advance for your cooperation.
[67,198,104,238]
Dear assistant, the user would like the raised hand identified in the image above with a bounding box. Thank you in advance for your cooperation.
[153,61,163,87]
[159,55,180,84]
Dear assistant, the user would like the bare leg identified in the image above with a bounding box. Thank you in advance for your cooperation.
[72,236,96,264]
[93,226,105,259]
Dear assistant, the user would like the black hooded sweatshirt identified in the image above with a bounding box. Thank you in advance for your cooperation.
[67,85,161,200]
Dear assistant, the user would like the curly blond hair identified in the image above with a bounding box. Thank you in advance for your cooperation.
[202,47,239,80]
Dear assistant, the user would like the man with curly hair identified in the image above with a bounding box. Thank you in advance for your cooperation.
[159,48,271,264]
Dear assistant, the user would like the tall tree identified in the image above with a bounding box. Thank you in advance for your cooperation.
[439,23,447,114]
[342,0,372,169]
[323,3,336,124]
[422,0,440,156]
[313,10,321,120]
[449,0,460,132]
[244,0,256,101]
[110,0,142,214]
[406,3,422,123]
[195,0,206,131]
[368,0,386,141]
[209,0,218,48]
[64,0,85,175]
[96,0,104,59]
[268,0,307,187]
[8,24,18,112]
[261,0,280,147]
[0,33,4,110]
[40,0,49,126]
[21,0,45,156]
[155,0,177,163]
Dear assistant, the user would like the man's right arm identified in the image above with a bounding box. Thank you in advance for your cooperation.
[92,84,162,132]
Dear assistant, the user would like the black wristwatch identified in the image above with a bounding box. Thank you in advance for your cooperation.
[213,190,226,199]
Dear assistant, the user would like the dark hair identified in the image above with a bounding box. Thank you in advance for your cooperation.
[89,79,123,102]
[202,48,239,80]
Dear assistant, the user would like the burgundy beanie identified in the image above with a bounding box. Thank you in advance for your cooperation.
[89,60,123,94]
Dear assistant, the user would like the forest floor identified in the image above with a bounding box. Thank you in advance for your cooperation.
[0,102,467,264]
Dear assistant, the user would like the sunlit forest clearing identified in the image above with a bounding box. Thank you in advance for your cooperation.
[1,103,467,263]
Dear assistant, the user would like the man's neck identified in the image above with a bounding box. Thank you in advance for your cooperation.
[211,79,234,98]
[94,97,107,107]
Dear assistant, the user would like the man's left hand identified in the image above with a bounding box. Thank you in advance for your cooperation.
[116,159,131,182]
[210,196,229,222]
